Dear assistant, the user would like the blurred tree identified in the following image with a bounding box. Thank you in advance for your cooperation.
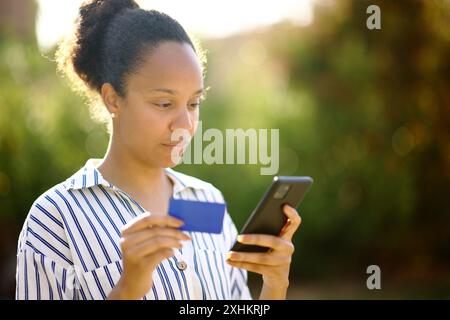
[367,0,450,283]
[267,0,450,288]
[0,0,106,298]
[0,0,37,43]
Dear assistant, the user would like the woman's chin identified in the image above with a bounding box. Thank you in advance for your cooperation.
[163,157,180,168]
[165,150,184,167]
[155,144,185,167]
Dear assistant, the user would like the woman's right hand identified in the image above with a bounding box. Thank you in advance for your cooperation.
[108,212,190,300]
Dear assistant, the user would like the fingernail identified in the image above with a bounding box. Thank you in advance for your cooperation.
[176,220,184,227]
[237,235,244,243]
[183,234,191,240]
[226,252,233,260]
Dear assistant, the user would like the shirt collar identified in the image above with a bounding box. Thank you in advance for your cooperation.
[63,158,211,194]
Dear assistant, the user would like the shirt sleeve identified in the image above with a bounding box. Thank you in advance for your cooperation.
[16,247,78,300]
[15,196,78,300]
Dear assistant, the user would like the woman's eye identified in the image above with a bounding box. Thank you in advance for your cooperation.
[153,102,172,108]
[152,101,201,109]
[189,99,202,108]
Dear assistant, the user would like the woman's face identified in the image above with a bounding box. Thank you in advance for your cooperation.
[114,41,204,168]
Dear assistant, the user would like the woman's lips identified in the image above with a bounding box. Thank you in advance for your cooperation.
[162,142,183,148]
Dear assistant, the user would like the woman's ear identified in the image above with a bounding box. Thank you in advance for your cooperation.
[101,83,122,118]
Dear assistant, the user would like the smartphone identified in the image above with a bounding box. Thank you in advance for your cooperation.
[230,176,313,253]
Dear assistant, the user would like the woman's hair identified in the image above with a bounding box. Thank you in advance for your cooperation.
[56,0,206,124]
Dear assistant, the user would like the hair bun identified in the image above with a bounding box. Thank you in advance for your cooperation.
[72,0,139,91]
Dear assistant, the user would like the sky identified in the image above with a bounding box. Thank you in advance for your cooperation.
[36,0,314,52]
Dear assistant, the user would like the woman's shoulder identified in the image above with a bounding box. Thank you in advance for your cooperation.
[17,181,74,263]
[23,182,72,228]
[22,163,89,231]
[26,159,108,217]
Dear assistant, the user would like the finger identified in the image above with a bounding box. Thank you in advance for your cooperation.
[127,236,183,259]
[237,234,292,252]
[226,260,264,275]
[279,219,291,236]
[143,248,175,267]
[282,205,301,227]
[280,205,302,240]
[122,212,184,235]
[121,228,191,250]
[226,251,291,266]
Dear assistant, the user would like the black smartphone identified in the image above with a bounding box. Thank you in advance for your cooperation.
[230,176,313,252]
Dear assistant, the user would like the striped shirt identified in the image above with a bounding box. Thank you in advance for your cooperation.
[15,159,252,300]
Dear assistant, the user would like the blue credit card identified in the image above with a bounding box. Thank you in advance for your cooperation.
[168,198,226,234]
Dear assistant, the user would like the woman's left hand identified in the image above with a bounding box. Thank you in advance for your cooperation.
[226,204,302,292]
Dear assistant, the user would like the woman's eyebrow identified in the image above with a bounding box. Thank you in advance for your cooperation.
[149,87,205,95]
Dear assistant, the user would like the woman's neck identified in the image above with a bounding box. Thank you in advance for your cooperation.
[96,141,173,213]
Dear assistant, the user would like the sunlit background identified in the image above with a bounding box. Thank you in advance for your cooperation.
[1,0,450,299]
[36,0,314,51]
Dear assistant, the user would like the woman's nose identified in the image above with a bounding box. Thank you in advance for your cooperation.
[172,108,194,131]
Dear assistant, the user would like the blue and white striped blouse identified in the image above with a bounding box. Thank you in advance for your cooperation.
[15,159,252,300]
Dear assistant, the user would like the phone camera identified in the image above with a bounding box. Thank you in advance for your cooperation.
[273,184,290,199]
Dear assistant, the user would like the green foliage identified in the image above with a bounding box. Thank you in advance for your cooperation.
[0,40,108,221]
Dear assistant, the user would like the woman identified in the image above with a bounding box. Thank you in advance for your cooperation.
[15,0,301,300]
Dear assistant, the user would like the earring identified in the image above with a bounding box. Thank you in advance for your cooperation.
[111,113,116,119]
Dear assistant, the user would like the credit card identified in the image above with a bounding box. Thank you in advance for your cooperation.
[168,198,226,234]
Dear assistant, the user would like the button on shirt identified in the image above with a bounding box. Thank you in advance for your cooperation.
[15,159,252,300]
